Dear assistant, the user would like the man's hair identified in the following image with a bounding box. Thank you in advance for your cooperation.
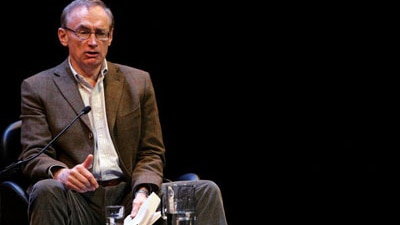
[60,0,114,29]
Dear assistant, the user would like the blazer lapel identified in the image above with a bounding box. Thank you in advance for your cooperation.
[52,60,92,130]
[104,62,124,132]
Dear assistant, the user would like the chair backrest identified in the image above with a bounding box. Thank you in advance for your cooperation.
[0,121,29,225]
[0,120,22,168]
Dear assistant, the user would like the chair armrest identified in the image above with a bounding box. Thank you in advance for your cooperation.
[0,180,29,225]
[176,173,200,181]
[0,180,29,204]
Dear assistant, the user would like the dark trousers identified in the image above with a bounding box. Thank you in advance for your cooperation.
[28,179,228,225]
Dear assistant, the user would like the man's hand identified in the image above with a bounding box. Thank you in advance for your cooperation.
[53,154,99,192]
[129,189,148,218]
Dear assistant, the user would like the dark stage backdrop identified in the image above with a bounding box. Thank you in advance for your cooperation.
[1,1,250,224]
[3,1,389,223]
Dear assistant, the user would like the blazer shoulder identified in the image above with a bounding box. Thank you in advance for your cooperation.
[107,61,150,77]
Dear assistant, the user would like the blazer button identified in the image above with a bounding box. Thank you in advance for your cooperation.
[89,133,93,139]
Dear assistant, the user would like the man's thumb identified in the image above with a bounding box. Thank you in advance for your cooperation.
[82,154,94,169]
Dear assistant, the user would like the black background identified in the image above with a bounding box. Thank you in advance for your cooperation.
[2,1,393,224]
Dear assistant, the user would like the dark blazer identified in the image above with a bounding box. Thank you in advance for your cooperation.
[19,59,165,192]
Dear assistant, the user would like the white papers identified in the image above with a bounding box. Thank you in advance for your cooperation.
[124,192,161,225]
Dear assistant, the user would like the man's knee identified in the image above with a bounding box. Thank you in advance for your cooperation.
[30,179,65,199]
[195,180,221,195]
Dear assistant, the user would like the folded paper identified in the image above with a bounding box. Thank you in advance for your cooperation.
[124,192,161,225]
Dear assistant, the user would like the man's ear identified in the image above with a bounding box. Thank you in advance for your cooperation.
[58,27,69,47]
[107,28,114,46]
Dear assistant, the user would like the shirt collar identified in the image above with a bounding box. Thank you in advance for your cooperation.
[68,57,109,79]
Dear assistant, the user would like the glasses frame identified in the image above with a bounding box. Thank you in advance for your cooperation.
[62,26,110,41]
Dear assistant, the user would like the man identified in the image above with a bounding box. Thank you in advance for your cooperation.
[18,0,228,224]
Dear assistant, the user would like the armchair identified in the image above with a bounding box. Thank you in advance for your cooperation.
[0,120,199,225]
[0,120,29,225]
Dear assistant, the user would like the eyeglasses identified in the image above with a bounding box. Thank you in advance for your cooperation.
[63,26,110,41]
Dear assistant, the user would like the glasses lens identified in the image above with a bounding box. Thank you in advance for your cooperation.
[76,30,91,40]
[69,28,109,41]
[95,32,109,41]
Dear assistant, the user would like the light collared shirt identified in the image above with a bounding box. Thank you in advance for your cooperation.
[69,58,123,181]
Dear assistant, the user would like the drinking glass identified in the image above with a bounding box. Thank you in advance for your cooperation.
[105,205,124,225]
[161,183,196,225]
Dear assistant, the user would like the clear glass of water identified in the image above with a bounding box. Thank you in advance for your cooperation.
[105,205,124,225]
[162,183,196,225]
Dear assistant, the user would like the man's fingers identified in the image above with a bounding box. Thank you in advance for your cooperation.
[130,205,139,218]
[82,154,94,169]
